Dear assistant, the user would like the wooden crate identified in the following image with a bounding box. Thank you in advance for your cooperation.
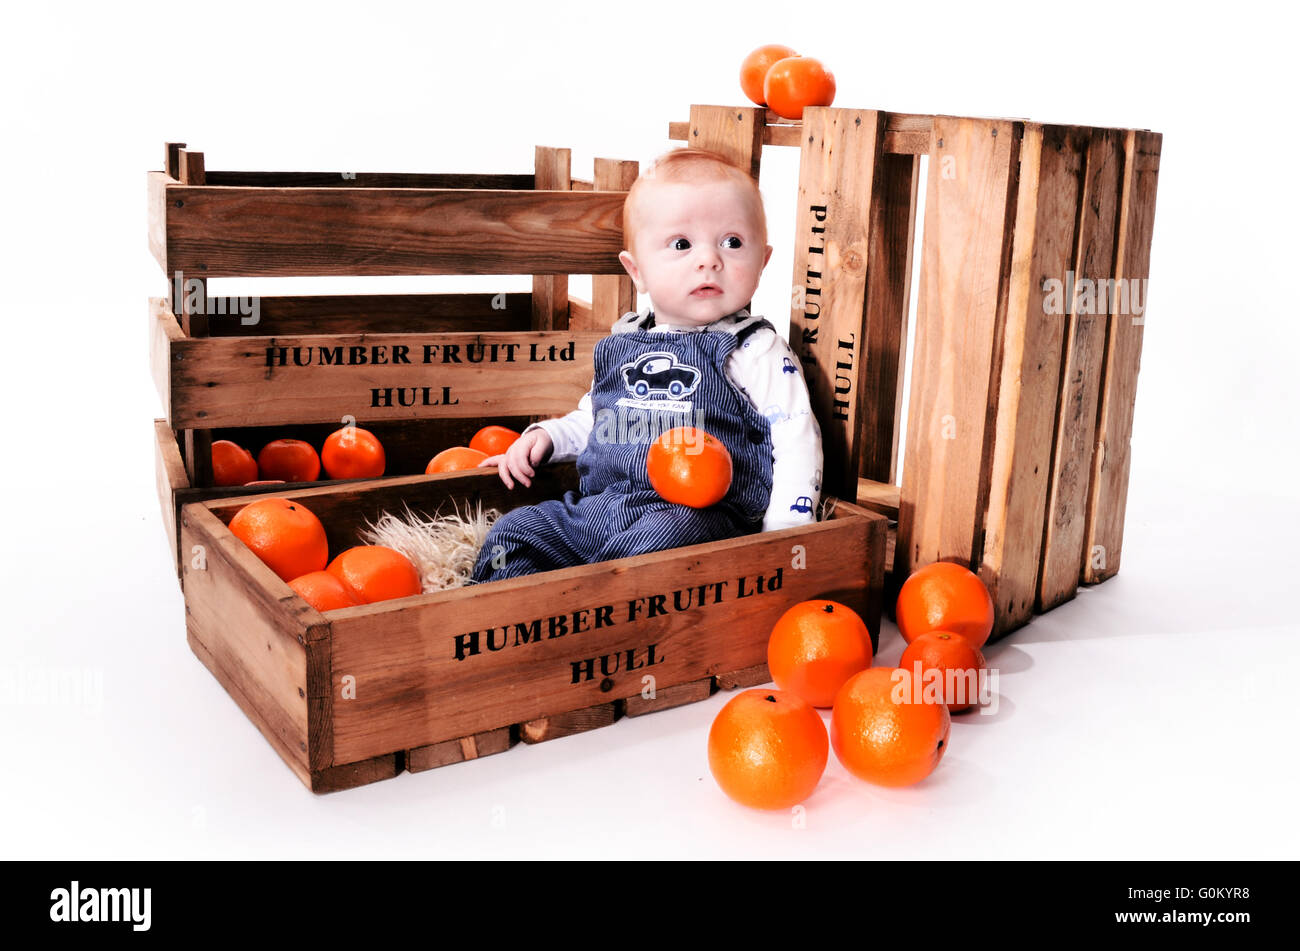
[148,142,640,575]
[671,105,1162,641]
[180,469,885,793]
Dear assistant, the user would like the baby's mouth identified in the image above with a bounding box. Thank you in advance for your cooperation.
[691,284,723,297]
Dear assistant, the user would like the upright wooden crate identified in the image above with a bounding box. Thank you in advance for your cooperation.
[671,105,1162,641]
[149,142,641,576]
[166,112,889,793]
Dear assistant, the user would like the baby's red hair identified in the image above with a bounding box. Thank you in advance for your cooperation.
[622,147,767,252]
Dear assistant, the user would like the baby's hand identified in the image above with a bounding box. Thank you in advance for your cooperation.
[478,428,553,489]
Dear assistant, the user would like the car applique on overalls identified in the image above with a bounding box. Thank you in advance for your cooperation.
[790,495,814,514]
[621,352,701,399]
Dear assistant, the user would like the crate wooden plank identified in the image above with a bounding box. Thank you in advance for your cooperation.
[623,677,714,717]
[1083,130,1161,584]
[521,704,621,743]
[158,322,604,429]
[715,664,772,690]
[856,478,901,519]
[200,293,534,337]
[180,502,321,784]
[408,726,516,772]
[687,104,765,181]
[163,186,627,278]
[311,753,403,793]
[323,509,881,764]
[670,112,934,155]
[205,171,535,189]
[788,107,885,502]
[1038,127,1124,612]
[532,146,572,331]
[861,149,921,485]
[148,171,169,273]
[154,418,189,571]
[896,117,1021,580]
[981,124,1087,638]
[589,157,639,332]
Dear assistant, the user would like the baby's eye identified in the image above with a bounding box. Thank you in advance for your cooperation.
[671,238,691,251]
[722,236,743,249]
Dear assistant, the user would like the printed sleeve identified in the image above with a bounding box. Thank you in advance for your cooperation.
[728,328,823,531]
[524,386,595,463]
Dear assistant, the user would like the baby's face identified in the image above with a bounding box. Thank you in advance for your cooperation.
[618,180,772,328]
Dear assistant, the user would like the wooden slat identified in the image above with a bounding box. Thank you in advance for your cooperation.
[623,677,714,717]
[521,704,621,743]
[787,106,885,502]
[981,125,1087,638]
[1038,127,1124,612]
[164,187,627,278]
[1082,130,1161,583]
[896,117,1021,580]
[670,112,935,155]
[205,171,535,189]
[178,148,205,186]
[180,502,320,787]
[323,511,879,763]
[589,157,639,332]
[154,418,189,576]
[687,105,765,181]
[715,664,771,690]
[198,292,534,337]
[147,171,169,273]
[861,149,920,484]
[531,146,572,331]
[408,726,515,771]
[160,324,602,429]
[567,295,593,329]
[311,754,402,793]
[173,151,212,488]
[856,478,900,519]
[165,142,186,180]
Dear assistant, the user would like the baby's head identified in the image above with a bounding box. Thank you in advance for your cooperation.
[618,148,772,329]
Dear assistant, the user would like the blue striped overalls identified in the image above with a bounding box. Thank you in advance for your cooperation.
[469,310,776,582]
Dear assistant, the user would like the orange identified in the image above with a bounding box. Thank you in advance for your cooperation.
[763,56,836,120]
[767,600,873,708]
[831,667,951,787]
[469,425,522,457]
[288,570,364,613]
[426,446,489,474]
[257,438,321,483]
[739,44,799,106]
[895,561,995,648]
[646,427,732,508]
[229,497,329,583]
[211,440,258,487]
[327,545,422,604]
[707,689,828,810]
[898,631,987,714]
[321,426,386,480]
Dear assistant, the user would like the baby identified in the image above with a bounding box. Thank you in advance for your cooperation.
[469,147,822,583]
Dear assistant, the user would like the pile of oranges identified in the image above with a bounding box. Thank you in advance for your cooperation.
[739,44,836,120]
[228,496,423,612]
[708,562,994,810]
[212,424,524,486]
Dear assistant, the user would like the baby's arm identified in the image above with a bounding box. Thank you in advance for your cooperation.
[728,329,823,531]
[478,386,595,488]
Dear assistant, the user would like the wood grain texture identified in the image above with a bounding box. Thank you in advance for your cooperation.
[165,142,186,180]
[1038,127,1124,612]
[531,146,572,331]
[322,507,879,763]
[407,726,516,772]
[788,107,885,502]
[205,171,535,189]
[180,502,320,784]
[199,293,534,337]
[521,704,621,744]
[861,150,920,485]
[164,187,627,278]
[589,157,639,332]
[310,754,402,794]
[897,117,1021,580]
[981,125,1086,639]
[670,112,934,155]
[622,677,715,717]
[855,478,901,519]
[148,171,169,273]
[1082,130,1161,583]
[714,664,772,690]
[160,324,602,429]
[154,418,189,575]
[687,105,765,181]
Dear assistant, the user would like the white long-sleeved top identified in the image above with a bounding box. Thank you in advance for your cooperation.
[523,312,823,532]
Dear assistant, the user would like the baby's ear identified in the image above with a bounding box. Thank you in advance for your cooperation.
[618,250,645,291]
[762,244,774,269]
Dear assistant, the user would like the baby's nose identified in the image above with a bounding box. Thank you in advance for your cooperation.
[695,246,722,269]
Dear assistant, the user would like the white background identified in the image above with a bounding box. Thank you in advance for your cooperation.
[2,0,1297,859]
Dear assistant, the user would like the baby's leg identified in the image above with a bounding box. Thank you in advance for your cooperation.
[470,498,589,583]
[595,504,753,563]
